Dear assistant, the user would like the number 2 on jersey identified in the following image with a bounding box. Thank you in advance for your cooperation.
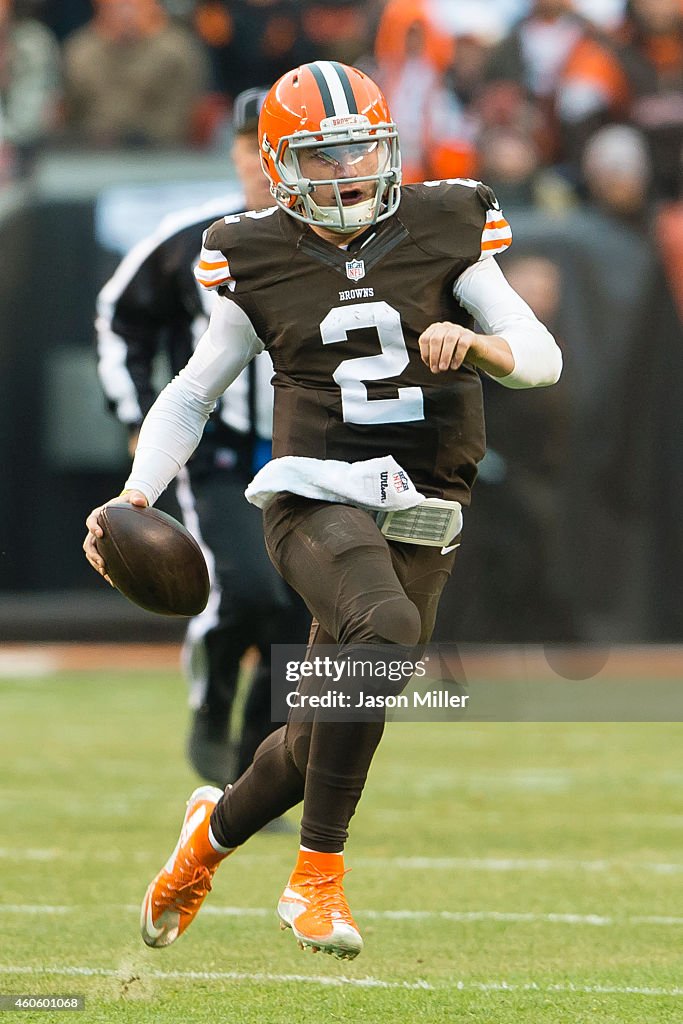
[320,301,424,425]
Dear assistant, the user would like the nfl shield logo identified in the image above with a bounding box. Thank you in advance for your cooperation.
[345,258,365,282]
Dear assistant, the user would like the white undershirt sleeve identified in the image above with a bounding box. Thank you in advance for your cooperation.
[454,257,563,388]
[125,295,264,505]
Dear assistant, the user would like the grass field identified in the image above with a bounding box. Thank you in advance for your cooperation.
[1,652,683,1023]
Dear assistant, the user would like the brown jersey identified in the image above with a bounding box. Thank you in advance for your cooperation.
[196,180,512,505]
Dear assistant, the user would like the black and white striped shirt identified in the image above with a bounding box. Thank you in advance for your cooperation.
[95,192,274,473]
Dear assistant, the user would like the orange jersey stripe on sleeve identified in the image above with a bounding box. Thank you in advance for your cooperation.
[481,207,512,256]
[198,258,229,271]
[482,236,512,252]
[195,274,234,289]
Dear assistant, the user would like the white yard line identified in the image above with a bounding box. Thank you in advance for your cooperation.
[4,848,683,874]
[3,904,683,928]
[0,965,680,998]
[0,848,62,861]
[0,651,60,677]
[0,905,71,914]
[358,855,683,873]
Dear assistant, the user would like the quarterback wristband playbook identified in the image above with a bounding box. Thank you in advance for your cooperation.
[375,498,462,547]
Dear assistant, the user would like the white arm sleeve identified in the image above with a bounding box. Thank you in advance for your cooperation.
[454,257,563,388]
[125,296,264,504]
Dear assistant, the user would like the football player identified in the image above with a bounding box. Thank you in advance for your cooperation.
[95,87,309,797]
[84,61,562,960]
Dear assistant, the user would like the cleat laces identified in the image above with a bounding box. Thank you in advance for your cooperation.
[302,862,353,922]
[165,857,214,917]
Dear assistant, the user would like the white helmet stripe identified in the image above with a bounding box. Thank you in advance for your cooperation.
[314,61,352,116]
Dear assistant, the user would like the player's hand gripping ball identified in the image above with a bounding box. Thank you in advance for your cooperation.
[95,505,210,616]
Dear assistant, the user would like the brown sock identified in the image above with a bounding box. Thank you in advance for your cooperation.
[210,726,304,847]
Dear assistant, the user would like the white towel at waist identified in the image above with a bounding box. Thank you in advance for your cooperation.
[245,455,426,511]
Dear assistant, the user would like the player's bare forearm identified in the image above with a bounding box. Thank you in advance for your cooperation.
[463,333,515,378]
[418,322,515,377]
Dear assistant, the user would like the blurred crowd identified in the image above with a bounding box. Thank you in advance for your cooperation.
[2,0,681,640]
[1,0,681,200]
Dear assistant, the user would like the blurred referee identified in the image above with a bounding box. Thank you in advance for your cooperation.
[95,88,309,807]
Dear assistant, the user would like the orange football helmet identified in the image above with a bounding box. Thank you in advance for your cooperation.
[258,61,401,233]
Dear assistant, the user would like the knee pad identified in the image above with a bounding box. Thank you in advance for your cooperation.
[367,595,422,647]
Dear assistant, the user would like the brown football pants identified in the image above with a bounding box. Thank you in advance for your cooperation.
[210,493,458,851]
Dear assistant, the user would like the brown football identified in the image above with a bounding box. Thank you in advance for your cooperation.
[95,505,210,616]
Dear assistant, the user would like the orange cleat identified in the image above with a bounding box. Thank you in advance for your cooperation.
[140,785,230,948]
[277,850,363,960]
